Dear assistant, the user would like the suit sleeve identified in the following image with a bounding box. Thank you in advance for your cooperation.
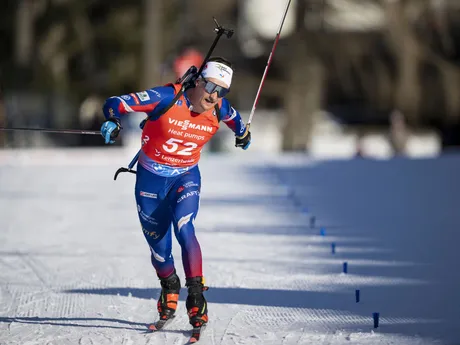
[220,98,247,137]
[102,86,176,120]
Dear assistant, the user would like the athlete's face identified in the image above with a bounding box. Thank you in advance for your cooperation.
[189,77,229,113]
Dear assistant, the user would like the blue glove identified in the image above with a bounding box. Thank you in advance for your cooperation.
[235,130,251,150]
[100,117,121,144]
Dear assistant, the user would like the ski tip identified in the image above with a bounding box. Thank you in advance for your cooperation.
[147,316,176,332]
[189,337,198,343]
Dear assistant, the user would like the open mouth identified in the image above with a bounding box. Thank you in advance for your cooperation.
[204,98,214,104]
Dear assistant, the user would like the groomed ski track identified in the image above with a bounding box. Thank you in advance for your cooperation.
[0,148,459,345]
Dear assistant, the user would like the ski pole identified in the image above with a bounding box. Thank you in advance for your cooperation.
[246,0,292,129]
[0,127,101,135]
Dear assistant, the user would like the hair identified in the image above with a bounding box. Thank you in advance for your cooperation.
[207,56,233,69]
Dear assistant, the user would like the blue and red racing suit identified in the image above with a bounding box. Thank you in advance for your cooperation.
[103,84,247,278]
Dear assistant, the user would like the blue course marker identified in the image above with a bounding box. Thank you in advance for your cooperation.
[331,243,336,254]
[343,262,348,273]
[320,227,326,236]
[355,289,360,303]
[373,312,380,328]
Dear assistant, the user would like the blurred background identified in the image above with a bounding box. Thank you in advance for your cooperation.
[1,0,460,159]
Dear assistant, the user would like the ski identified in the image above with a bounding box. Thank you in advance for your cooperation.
[189,323,207,343]
[147,316,176,332]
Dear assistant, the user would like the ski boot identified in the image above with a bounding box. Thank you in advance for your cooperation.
[185,276,209,327]
[157,270,181,321]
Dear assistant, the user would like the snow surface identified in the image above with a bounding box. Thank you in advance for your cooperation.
[0,148,459,345]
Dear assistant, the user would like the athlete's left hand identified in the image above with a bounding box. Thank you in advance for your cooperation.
[235,129,251,150]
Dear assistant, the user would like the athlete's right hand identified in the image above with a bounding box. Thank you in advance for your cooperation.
[100,117,122,144]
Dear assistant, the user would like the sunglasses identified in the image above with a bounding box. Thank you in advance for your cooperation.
[200,79,230,98]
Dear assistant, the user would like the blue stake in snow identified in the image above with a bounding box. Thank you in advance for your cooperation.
[310,216,316,229]
[343,262,348,273]
[320,227,326,236]
[373,312,380,328]
[355,289,360,303]
[331,243,336,254]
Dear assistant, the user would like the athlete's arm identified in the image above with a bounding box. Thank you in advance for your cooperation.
[219,98,247,137]
[102,86,176,120]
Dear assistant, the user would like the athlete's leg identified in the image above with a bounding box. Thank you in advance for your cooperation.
[135,164,175,278]
[135,165,182,321]
[168,167,209,326]
[168,167,203,278]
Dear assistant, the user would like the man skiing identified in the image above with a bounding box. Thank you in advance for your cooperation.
[100,57,251,330]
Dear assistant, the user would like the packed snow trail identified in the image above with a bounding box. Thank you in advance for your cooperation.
[0,148,459,344]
